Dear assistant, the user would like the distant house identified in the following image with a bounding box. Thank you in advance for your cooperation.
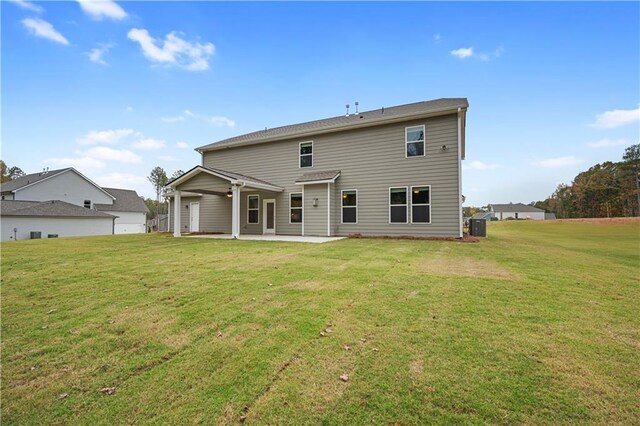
[489,203,545,220]
[0,168,148,240]
[1,200,115,241]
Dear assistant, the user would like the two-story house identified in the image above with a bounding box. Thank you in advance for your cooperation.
[167,98,468,238]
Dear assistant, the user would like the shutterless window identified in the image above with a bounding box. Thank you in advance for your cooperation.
[389,187,408,223]
[247,195,259,224]
[341,190,357,224]
[411,186,431,223]
[84,200,91,209]
[290,193,303,223]
[406,125,425,157]
[300,142,313,168]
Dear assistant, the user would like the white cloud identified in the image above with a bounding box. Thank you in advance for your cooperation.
[533,156,582,168]
[94,172,151,197]
[77,128,138,145]
[590,107,640,129]
[450,47,473,59]
[83,146,142,163]
[176,141,189,149]
[76,0,127,20]
[45,156,105,170]
[86,43,113,65]
[22,18,69,45]
[158,155,177,162]
[127,28,215,71]
[451,46,503,61]
[208,116,236,128]
[7,0,43,13]
[464,160,499,171]
[125,106,133,112]
[587,138,630,148]
[132,138,166,150]
[161,110,235,127]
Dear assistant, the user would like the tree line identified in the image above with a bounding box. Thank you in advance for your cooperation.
[145,167,184,226]
[533,144,639,218]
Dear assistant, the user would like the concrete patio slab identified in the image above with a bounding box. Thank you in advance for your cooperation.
[186,234,346,244]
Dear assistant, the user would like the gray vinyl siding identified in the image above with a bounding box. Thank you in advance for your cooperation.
[14,170,113,207]
[303,184,328,236]
[199,113,461,237]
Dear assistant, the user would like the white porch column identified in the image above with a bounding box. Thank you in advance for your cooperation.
[231,185,241,238]
[173,190,181,237]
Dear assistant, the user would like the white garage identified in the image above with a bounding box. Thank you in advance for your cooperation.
[95,188,149,234]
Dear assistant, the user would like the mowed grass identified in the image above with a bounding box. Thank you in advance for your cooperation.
[1,220,639,425]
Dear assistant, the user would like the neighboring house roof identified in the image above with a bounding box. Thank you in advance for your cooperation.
[96,188,149,213]
[1,168,70,193]
[295,170,341,184]
[0,167,116,200]
[197,98,469,152]
[490,203,544,213]
[167,165,284,192]
[471,211,493,220]
[0,200,115,218]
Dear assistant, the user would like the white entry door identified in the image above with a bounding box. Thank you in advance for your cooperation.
[189,202,200,232]
[263,199,275,234]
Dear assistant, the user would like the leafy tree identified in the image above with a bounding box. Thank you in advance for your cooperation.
[7,166,25,180]
[622,144,640,216]
[0,160,8,183]
[1,161,25,183]
[170,170,185,181]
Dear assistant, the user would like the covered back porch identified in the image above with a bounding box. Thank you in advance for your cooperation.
[167,166,284,238]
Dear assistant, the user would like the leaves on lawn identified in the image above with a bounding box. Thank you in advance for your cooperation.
[217,330,224,338]
[101,387,116,395]
[239,415,247,423]
[343,345,351,351]
[57,393,68,400]
[47,309,56,314]
[41,325,48,330]
[340,374,349,382]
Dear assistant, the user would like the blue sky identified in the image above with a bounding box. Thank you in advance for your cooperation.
[2,1,639,204]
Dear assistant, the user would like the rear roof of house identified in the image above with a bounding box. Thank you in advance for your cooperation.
[490,203,544,213]
[96,188,149,213]
[197,98,468,152]
[0,200,116,218]
[0,168,70,193]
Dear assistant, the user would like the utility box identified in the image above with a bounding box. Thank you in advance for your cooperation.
[48,234,59,238]
[469,219,487,237]
[30,231,42,239]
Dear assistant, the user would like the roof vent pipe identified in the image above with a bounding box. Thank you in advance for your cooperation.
[345,104,350,117]
[355,101,359,114]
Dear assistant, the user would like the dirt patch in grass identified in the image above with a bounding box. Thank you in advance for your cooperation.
[416,256,517,280]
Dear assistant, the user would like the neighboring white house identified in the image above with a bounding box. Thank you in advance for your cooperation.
[489,203,546,220]
[0,168,148,240]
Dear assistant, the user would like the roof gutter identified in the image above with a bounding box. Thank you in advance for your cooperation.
[197,106,466,153]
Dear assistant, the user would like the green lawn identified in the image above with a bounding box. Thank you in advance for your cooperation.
[1,220,639,425]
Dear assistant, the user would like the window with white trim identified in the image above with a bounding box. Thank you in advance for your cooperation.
[389,187,408,223]
[411,186,431,223]
[341,190,357,224]
[247,195,259,224]
[300,142,313,168]
[84,200,91,209]
[290,193,303,223]
[406,125,425,157]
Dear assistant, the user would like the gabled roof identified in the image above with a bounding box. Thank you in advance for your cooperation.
[96,188,149,213]
[490,203,544,213]
[0,168,70,193]
[0,168,116,200]
[197,98,468,152]
[0,200,116,218]
[167,165,284,192]
[295,170,341,184]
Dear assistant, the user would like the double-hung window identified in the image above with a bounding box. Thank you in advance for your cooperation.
[405,125,425,157]
[247,195,259,224]
[389,187,408,223]
[290,193,303,223]
[411,186,431,223]
[299,142,313,168]
[341,190,357,224]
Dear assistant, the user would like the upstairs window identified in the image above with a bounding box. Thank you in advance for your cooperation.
[406,125,425,157]
[290,193,303,223]
[84,200,91,209]
[411,186,431,223]
[341,190,357,224]
[247,195,259,224]
[300,142,313,168]
[389,187,408,223]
